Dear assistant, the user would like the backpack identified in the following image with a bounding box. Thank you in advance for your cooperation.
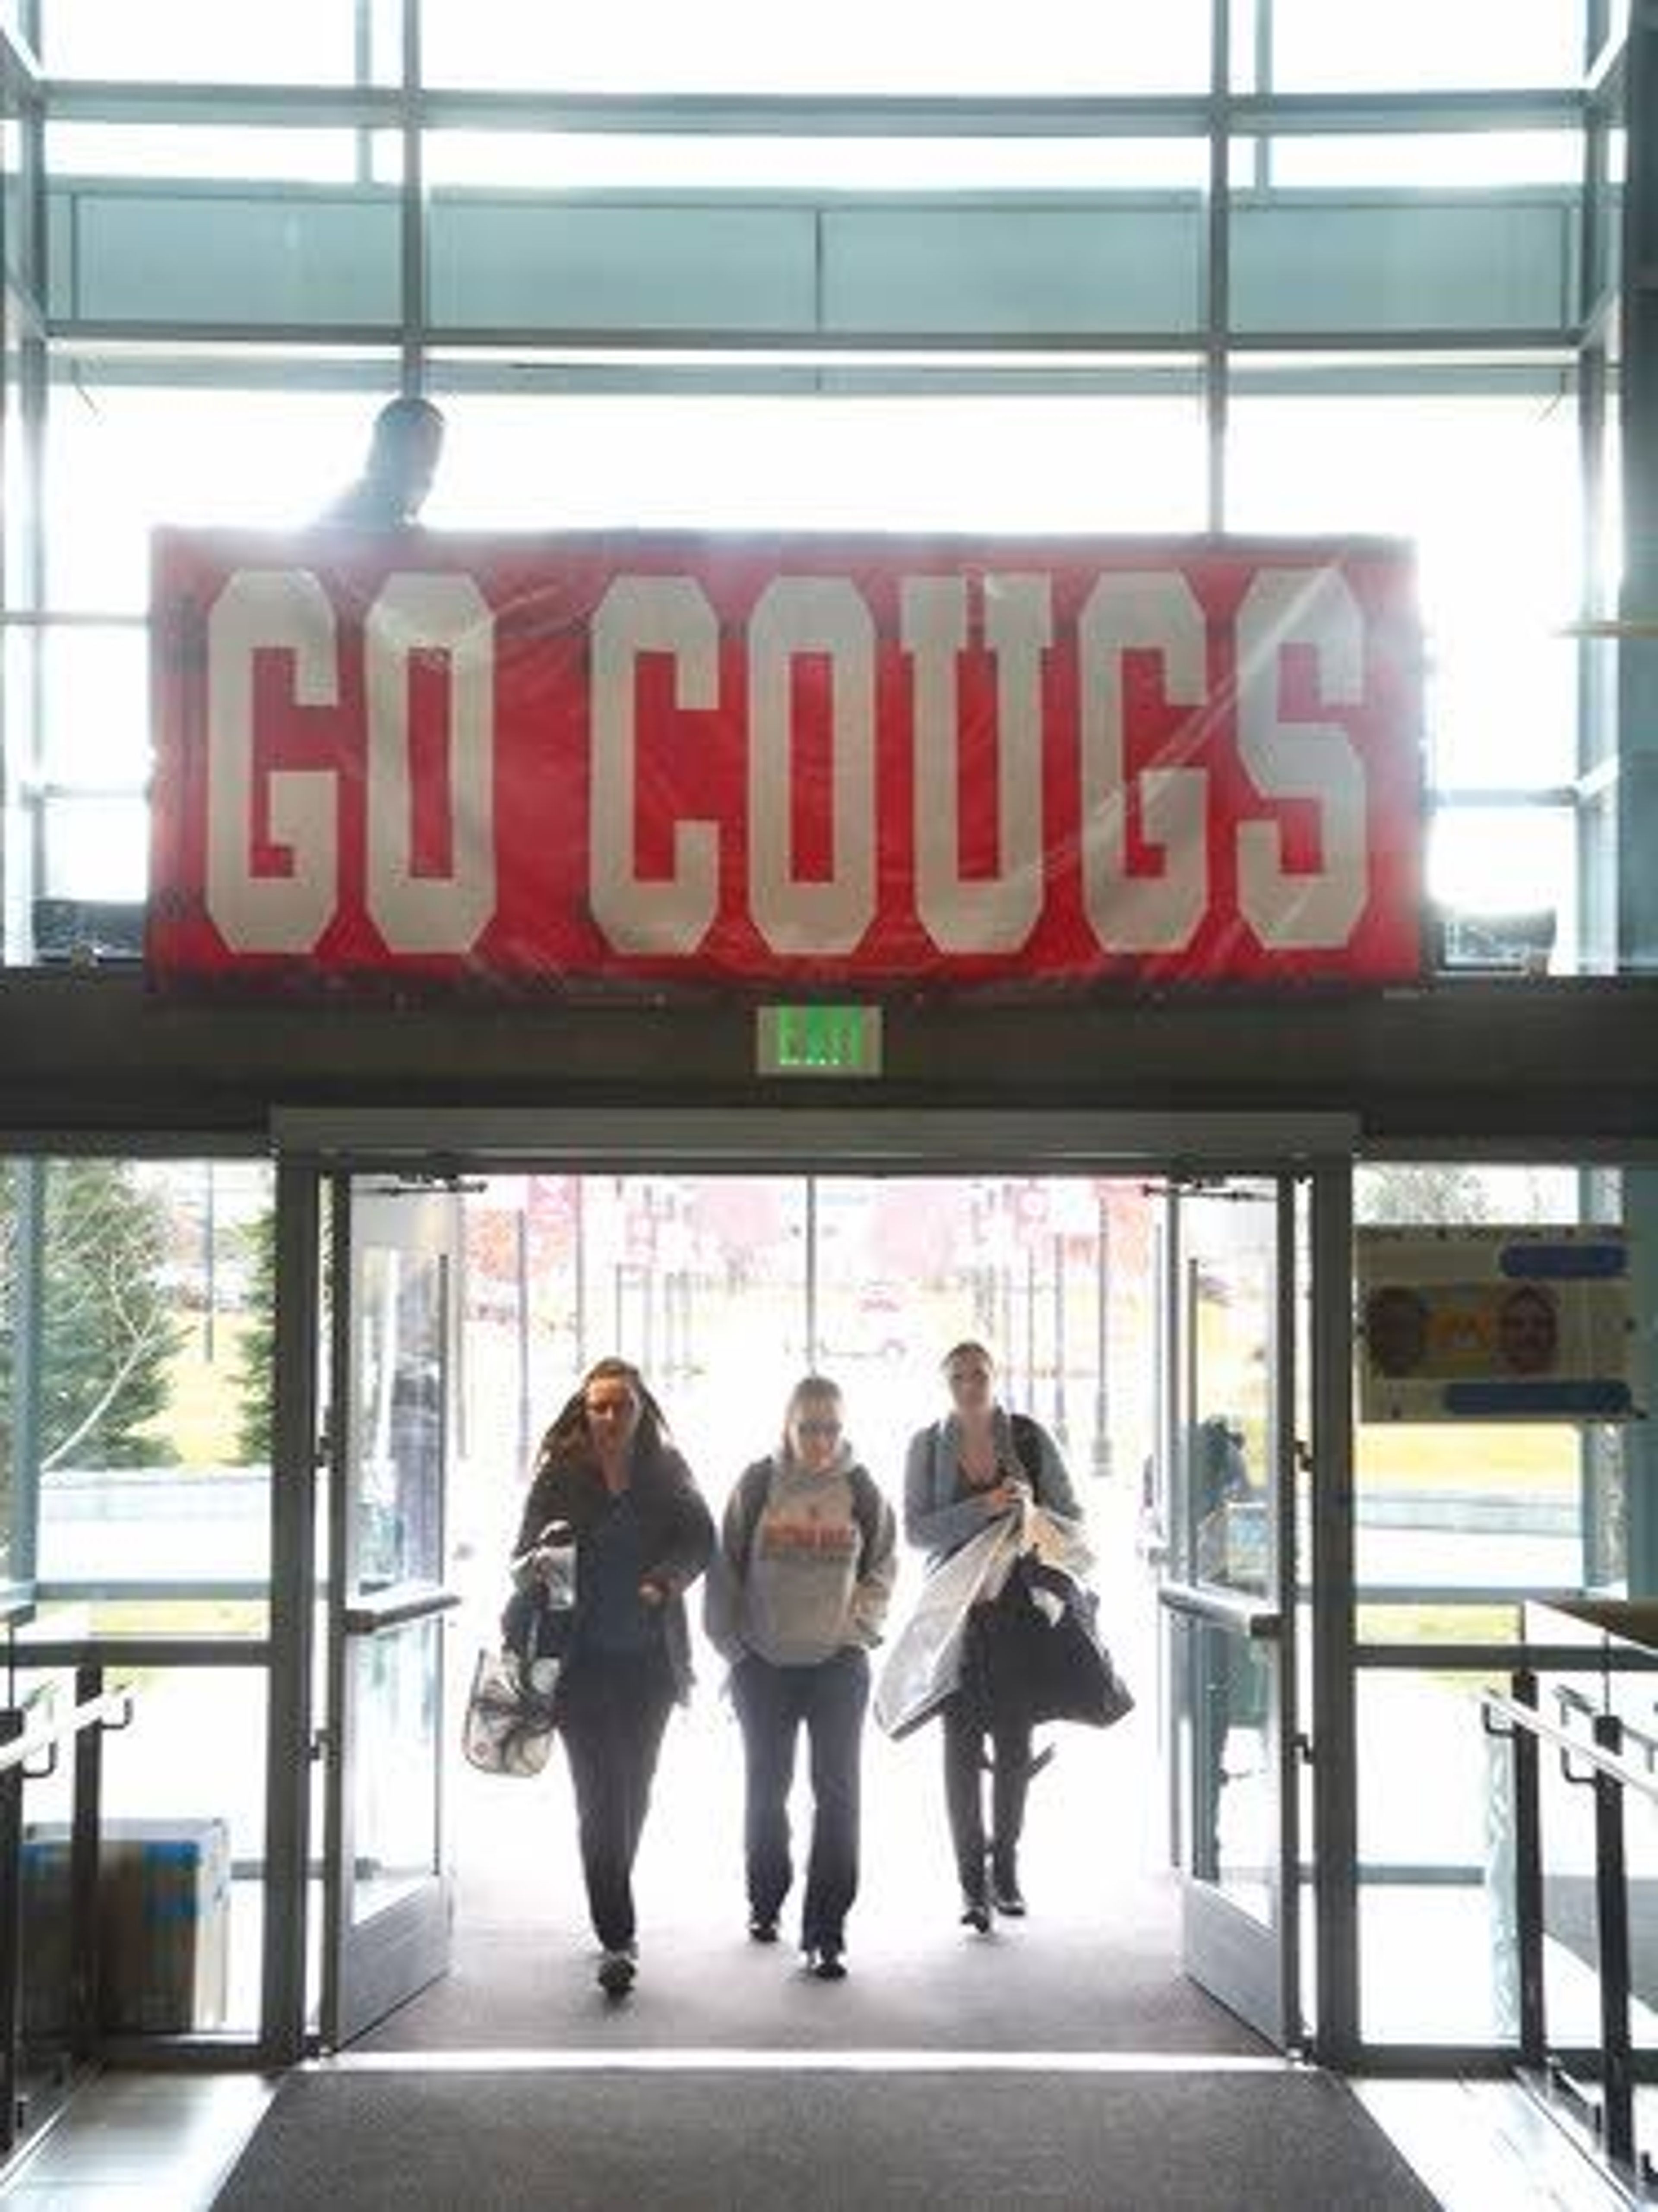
[734,1458,886,1577]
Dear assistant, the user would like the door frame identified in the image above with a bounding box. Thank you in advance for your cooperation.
[1158,1171,1304,2050]
[264,1106,1359,2062]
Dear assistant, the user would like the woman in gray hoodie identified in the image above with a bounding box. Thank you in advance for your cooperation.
[704,1375,896,1980]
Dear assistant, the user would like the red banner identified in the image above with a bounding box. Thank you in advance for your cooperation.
[147,530,1423,992]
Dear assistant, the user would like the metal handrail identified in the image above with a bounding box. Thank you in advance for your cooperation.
[1481,1690,1658,1807]
[0,1686,132,1779]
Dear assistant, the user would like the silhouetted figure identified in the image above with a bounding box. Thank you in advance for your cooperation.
[318,395,445,527]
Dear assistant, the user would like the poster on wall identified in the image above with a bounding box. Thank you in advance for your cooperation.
[147,530,1424,995]
[1355,1225,1636,1423]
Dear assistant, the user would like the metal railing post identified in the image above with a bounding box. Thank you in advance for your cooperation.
[1512,1668,1546,2067]
[1592,1711,1635,2171]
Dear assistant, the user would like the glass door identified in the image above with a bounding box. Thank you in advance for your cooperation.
[320,1179,462,2046]
[1158,1176,1302,2048]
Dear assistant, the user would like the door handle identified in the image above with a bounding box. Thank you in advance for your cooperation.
[342,1582,462,1635]
[1158,1579,1281,1639]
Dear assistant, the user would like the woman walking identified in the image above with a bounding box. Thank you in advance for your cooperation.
[705,1376,896,1980]
[903,1340,1081,1932]
[511,1356,713,1997]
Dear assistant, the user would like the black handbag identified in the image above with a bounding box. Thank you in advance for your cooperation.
[960,1553,1134,1734]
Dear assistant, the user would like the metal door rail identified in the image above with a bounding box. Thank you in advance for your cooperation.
[1483,1671,1658,2187]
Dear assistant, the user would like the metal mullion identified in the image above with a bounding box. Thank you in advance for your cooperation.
[44,81,401,130]
[413,89,1213,140]
[399,0,424,392]
[1205,0,1230,532]
[316,1171,354,2053]
[260,1160,323,2067]
[1274,1173,1304,2052]
[1310,1160,1358,2066]
[1229,88,1586,136]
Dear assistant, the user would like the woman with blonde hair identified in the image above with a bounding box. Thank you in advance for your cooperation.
[705,1375,895,1980]
[903,1340,1081,1931]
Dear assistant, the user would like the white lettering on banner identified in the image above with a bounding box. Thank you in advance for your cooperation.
[748,576,877,956]
[1078,572,1209,954]
[366,573,497,953]
[902,575,1050,954]
[206,569,339,953]
[196,560,1384,963]
[1235,569,1367,948]
[589,577,721,955]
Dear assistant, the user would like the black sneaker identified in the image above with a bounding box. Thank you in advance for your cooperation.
[748,1915,780,1944]
[959,1895,992,1935]
[804,1944,848,1981]
[990,1859,1026,1916]
[596,1949,636,1997]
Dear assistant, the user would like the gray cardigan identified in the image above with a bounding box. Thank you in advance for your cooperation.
[902,1407,1081,1570]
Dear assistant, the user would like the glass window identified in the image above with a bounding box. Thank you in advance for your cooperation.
[420,131,1209,194]
[1267,0,1587,91]
[428,388,1207,535]
[39,623,146,788]
[16,1663,269,2036]
[41,794,145,901]
[39,0,361,82]
[419,0,1211,95]
[1354,1162,1606,1627]
[45,379,395,611]
[2,1155,275,1618]
[45,123,363,184]
[1228,389,1581,816]
[1265,132,1581,190]
[1356,1666,1537,2045]
[1430,806,1576,965]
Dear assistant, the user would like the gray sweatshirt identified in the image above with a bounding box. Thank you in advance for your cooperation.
[704,1451,896,1668]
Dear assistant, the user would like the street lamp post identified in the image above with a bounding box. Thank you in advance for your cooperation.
[1051,1230,1069,1447]
[1092,1187,1113,1478]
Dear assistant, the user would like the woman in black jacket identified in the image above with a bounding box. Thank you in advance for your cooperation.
[512,1357,713,1997]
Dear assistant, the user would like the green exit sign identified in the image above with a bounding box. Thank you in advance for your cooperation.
[757,1004,883,1078]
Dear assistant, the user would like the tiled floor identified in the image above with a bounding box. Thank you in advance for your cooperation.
[0,2059,1639,2211]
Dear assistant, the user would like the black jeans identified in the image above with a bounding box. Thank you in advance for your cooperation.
[730,1646,870,1951]
[941,1692,1033,1898]
[556,1647,676,1953]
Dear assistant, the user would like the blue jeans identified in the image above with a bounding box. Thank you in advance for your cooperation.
[731,1646,870,1951]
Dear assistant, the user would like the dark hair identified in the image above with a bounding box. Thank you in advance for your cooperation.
[373,394,445,441]
[533,1356,672,1479]
[941,1339,994,1375]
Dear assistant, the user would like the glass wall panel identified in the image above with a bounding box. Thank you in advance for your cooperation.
[2,1156,274,1627]
[17,1663,268,2037]
[1228,388,1580,942]
[1356,1666,1546,2045]
[1354,1162,1596,1628]
[38,0,362,83]
[46,125,365,184]
[39,622,144,787]
[430,389,1207,535]
[1266,0,1586,91]
[420,0,1211,95]
[40,793,143,900]
[421,132,1209,194]
[44,379,396,611]
[1265,133,1581,189]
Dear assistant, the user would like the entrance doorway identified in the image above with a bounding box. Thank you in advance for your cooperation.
[290,1130,1340,2061]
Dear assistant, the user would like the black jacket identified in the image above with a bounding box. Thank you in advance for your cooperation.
[513,1446,713,1701]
